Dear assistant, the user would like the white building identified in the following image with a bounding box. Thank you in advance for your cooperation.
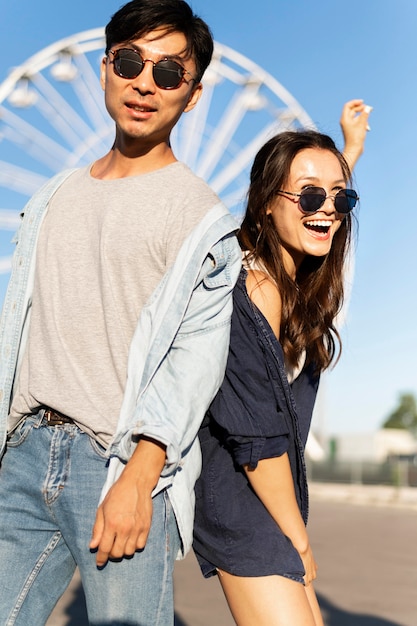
[331,429,417,463]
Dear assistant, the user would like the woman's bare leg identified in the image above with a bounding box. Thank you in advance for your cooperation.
[217,569,323,626]
[305,583,324,626]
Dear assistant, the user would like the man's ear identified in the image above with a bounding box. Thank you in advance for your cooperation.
[100,56,107,91]
[183,82,203,113]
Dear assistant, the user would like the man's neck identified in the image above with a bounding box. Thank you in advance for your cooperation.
[90,143,177,180]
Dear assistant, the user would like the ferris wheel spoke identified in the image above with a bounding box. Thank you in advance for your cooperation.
[219,185,248,217]
[70,54,110,131]
[173,80,215,168]
[0,105,72,170]
[196,79,263,181]
[212,51,248,85]
[36,87,112,165]
[66,125,114,166]
[29,73,96,148]
[0,160,47,195]
[0,208,21,229]
[209,120,278,195]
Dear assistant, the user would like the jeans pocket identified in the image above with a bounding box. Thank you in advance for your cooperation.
[88,436,108,459]
[7,416,37,448]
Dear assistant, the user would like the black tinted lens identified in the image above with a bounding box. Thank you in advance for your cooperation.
[114,49,143,78]
[114,50,143,78]
[299,188,326,213]
[153,60,184,88]
[334,189,358,214]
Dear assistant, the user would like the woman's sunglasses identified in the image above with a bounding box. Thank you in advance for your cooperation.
[277,187,359,214]
[108,48,196,90]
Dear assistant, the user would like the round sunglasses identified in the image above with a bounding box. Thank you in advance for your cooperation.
[277,186,359,214]
[108,48,196,90]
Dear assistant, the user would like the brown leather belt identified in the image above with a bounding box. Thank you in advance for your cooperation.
[43,408,75,426]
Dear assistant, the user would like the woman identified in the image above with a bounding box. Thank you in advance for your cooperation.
[193,118,367,625]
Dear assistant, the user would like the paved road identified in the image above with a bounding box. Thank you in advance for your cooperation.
[46,488,417,626]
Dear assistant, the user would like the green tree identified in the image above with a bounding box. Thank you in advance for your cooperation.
[382,392,417,435]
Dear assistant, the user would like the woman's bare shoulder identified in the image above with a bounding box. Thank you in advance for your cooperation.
[246,270,282,338]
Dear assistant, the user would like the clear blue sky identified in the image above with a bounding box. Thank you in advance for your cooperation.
[0,0,415,436]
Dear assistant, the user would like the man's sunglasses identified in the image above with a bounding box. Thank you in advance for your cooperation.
[108,48,196,90]
[277,187,359,214]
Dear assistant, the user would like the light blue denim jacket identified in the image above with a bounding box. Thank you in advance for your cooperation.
[0,169,241,557]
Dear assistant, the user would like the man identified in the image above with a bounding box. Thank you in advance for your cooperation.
[0,1,240,624]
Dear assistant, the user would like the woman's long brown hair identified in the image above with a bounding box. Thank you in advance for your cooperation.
[238,130,355,373]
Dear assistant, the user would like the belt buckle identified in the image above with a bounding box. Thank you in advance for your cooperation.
[44,409,67,426]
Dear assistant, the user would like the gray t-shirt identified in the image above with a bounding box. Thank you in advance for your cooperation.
[10,162,220,447]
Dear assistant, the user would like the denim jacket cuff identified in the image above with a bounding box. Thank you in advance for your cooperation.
[110,423,182,476]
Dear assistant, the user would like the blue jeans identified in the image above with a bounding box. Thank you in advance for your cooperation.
[0,411,181,625]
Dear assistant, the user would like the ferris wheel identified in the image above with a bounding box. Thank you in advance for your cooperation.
[0,28,315,280]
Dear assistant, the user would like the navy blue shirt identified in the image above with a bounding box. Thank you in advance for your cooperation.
[193,269,319,581]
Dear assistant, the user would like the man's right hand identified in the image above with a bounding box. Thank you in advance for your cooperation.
[89,436,166,567]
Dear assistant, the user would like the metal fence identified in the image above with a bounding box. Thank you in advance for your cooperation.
[307,458,417,488]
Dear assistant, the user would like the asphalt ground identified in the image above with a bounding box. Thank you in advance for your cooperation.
[46,484,417,626]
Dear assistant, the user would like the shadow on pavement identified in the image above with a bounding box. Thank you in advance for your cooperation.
[318,594,404,626]
[57,580,405,626]
[64,583,87,625]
